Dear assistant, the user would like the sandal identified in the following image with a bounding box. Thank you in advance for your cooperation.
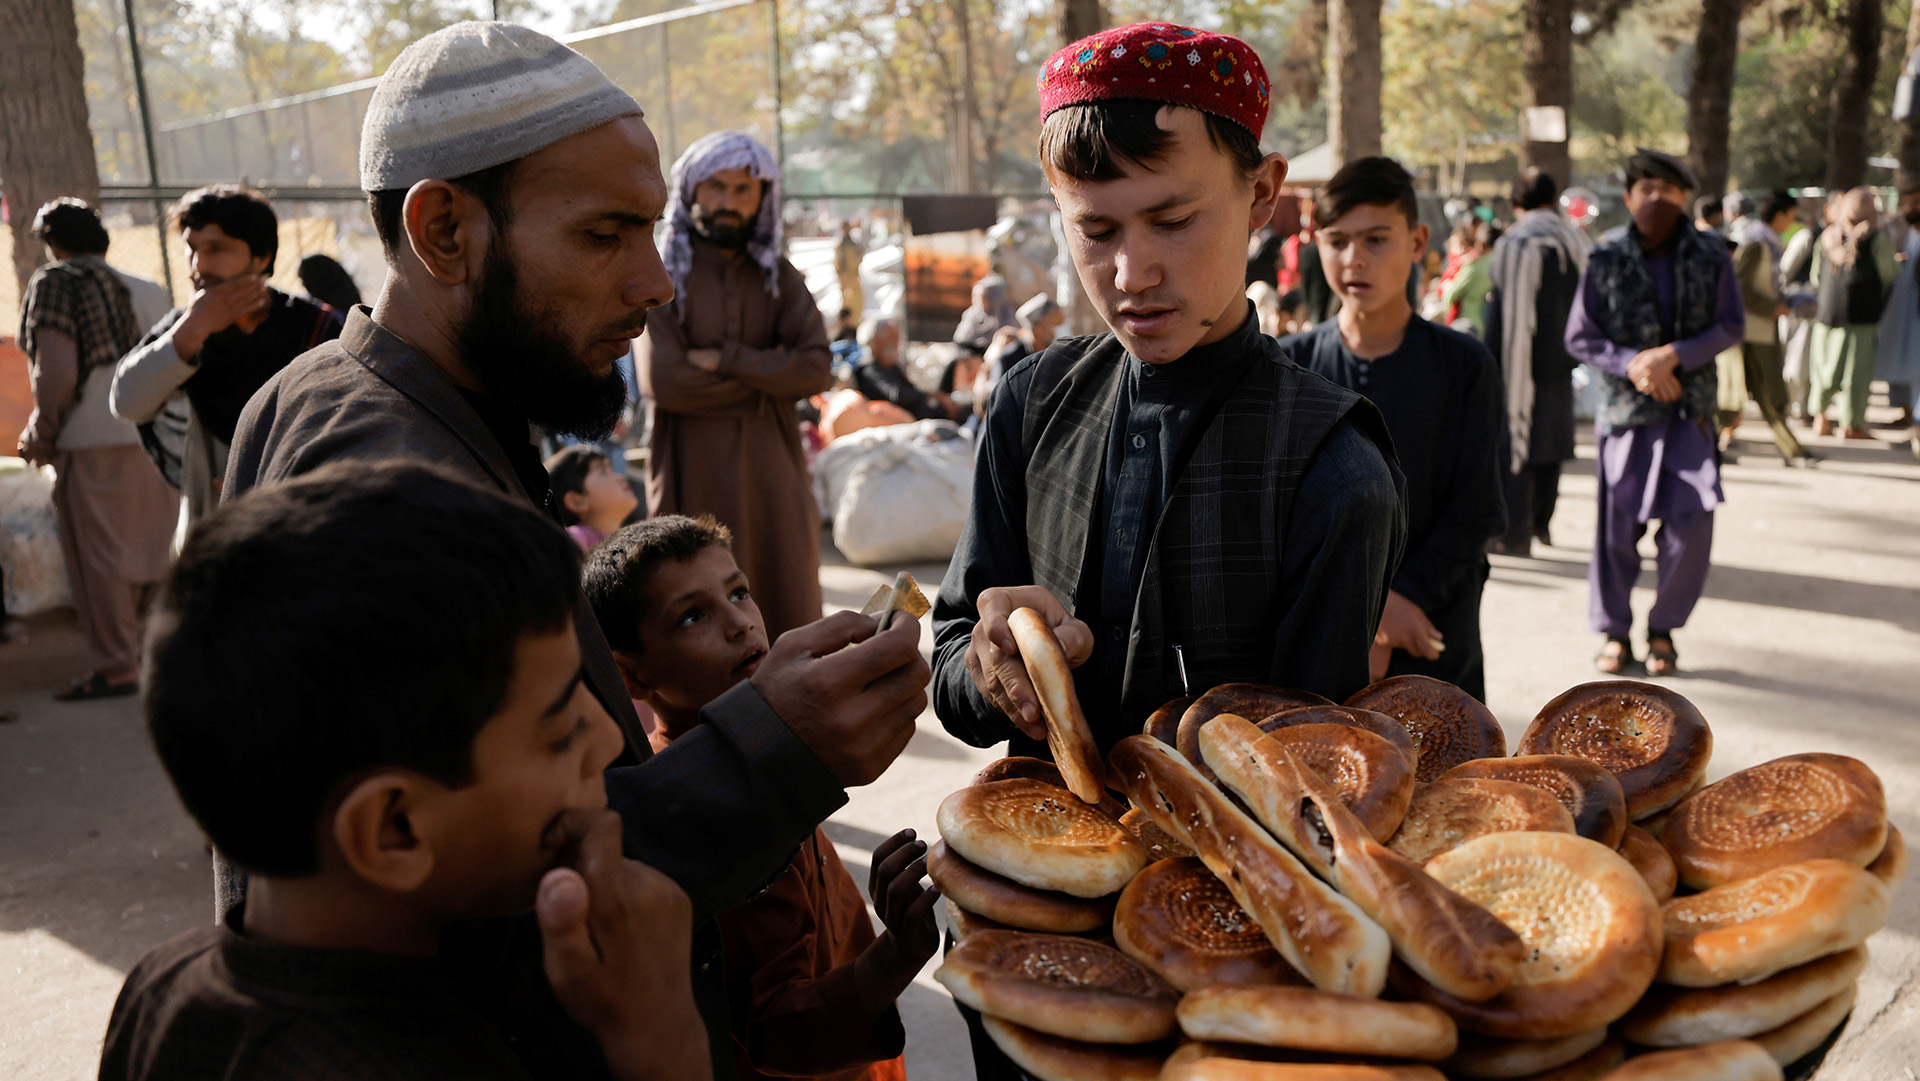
[1645,632,1679,677]
[1594,636,1634,675]
[53,673,139,701]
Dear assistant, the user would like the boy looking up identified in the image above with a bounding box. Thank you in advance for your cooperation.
[101,460,710,1081]
[1281,157,1506,699]
[934,25,1405,759]
[584,516,940,1081]
[547,443,641,550]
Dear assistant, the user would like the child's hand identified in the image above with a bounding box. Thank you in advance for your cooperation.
[869,829,942,965]
[538,808,712,1081]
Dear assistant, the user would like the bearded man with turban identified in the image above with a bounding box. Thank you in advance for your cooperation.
[638,131,832,639]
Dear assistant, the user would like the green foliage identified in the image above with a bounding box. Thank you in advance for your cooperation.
[1381,0,1527,167]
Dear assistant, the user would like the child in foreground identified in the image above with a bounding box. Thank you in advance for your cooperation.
[100,460,710,1081]
[584,515,940,1081]
[546,443,641,551]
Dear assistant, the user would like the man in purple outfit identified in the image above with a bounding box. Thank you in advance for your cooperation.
[1565,150,1743,677]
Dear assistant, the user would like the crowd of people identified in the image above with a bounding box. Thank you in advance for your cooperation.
[3,13,1916,1081]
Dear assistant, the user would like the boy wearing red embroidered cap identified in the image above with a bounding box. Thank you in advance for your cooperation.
[932,25,1406,785]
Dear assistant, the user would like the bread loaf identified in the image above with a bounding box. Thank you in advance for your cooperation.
[927,839,1114,933]
[1415,831,1664,1039]
[1519,681,1711,820]
[1107,733,1392,996]
[1111,857,1303,991]
[1660,858,1888,987]
[977,1015,1169,1081]
[1439,755,1627,848]
[1345,675,1506,783]
[1386,778,1576,865]
[934,929,1179,1043]
[1594,1041,1783,1081]
[937,779,1147,898]
[1508,1036,1623,1081]
[1442,1027,1607,1079]
[1617,823,1677,903]
[1262,722,1416,841]
[1745,983,1855,1067]
[1008,607,1105,804]
[1662,753,1887,890]
[1618,946,1867,1047]
[1178,684,1333,779]
[1867,823,1907,886]
[1175,984,1458,1060]
[1258,704,1418,770]
[1158,1049,1447,1081]
[971,757,1129,821]
[1200,714,1524,1003]
[1145,696,1197,746]
[1119,806,1195,860]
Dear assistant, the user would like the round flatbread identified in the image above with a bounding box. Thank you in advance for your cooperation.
[1008,607,1105,804]
[927,840,1114,933]
[1618,945,1868,1047]
[1416,831,1663,1040]
[978,1015,1169,1081]
[1111,857,1302,992]
[1176,984,1458,1061]
[971,757,1130,821]
[1596,1041,1783,1081]
[945,896,1013,940]
[1662,753,1887,890]
[1386,777,1575,865]
[1345,675,1507,783]
[1660,858,1889,987]
[1145,697,1197,746]
[1868,823,1907,886]
[1504,1036,1623,1081]
[1519,681,1711,820]
[1442,1026,1606,1079]
[1119,807,1195,861]
[1439,755,1627,848]
[1159,1044,1448,1080]
[1618,823,1678,903]
[1263,722,1416,841]
[1747,984,1855,1067]
[1257,704,1418,769]
[934,929,1179,1044]
[1178,684,1332,778]
[938,779,1147,898]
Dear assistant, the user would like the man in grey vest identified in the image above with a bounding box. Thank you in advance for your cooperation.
[931,24,1405,762]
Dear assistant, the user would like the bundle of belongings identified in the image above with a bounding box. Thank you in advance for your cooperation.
[811,419,973,566]
[930,613,1901,1080]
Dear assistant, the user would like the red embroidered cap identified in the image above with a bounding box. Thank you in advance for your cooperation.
[1037,23,1271,138]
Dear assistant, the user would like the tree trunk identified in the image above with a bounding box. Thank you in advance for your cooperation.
[1056,0,1104,46]
[1521,0,1573,189]
[1825,0,1883,191]
[950,0,979,192]
[1684,0,1741,198]
[1327,0,1383,164]
[1895,0,1920,193]
[0,0,101,298]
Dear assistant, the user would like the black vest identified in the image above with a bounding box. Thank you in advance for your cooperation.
[1018,332,1383,726]
[1585,223,1726,434]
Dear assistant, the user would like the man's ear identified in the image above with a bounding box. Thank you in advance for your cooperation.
[611,648,655,702]
[402,179,493,286]
[1248,153,1290,232]
[331,773,436,893]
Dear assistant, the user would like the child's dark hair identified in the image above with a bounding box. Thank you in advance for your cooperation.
[1315,156,1420,229]
[583,515,734,654]
[545,443,610,527]
[1510,167,1559,212]
[1039,100,1264,183]
[172,185,279,273]
[144,460,581,878]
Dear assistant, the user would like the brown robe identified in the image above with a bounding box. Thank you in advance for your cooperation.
[639,239,833,638]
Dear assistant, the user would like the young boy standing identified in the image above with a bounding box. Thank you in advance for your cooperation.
[584,516,940,1081]
[933,25,1405,760]
[100,461,710,1081]
[1281,157,1506,700]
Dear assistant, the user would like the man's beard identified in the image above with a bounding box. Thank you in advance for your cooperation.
[457,243,630,441]
[691,205,753,249]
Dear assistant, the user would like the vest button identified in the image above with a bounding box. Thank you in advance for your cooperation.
[1131,433,1148,450]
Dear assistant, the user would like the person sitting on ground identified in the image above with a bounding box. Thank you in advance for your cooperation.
[296,253,363,312]
[1282,156,1506,700]
[950,275,1017,350]
[99,460,711,1081]
[547,443,640,550]
[585,515,940,1081]
[985,293,1067,373]
[852,315,957,422]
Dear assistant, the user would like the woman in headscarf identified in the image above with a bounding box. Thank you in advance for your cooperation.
[1807,187,1896,439]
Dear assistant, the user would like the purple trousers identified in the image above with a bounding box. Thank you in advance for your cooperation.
[1589,419,1720,637]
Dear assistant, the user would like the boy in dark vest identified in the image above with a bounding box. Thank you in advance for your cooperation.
[1565,149,1743,676]
[1280,157,1507,701]
[930,23,1405,763]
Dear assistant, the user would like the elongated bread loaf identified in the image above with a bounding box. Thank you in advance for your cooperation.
[1176,984,1458,1060]
[1159,1047,1447,1081]
[1008,607,1105,804]
[1106,733,1392,996]
[1178,683,1332,779]
[1199,714,1524,1004]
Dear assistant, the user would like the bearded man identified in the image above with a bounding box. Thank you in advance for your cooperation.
[222,25,927,1076]
[638,131,833,639]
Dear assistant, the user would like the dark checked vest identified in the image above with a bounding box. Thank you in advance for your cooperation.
[1018,332,1386,724]
[1586,222,1728,434]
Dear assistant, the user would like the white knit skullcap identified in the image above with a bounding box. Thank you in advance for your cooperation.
[359,22,643,192]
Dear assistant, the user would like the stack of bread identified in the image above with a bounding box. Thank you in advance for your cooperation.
[929,610,1901,1081]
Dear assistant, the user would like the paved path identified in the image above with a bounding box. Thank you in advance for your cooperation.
[3,407,1917,1078]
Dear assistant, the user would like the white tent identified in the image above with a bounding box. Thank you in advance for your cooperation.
[1283,142,1337,188]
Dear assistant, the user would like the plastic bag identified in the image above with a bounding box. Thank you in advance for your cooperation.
[811,421,973,565]
[0,461,73,616]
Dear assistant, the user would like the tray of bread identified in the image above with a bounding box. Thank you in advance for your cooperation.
[931,611,1899,1080]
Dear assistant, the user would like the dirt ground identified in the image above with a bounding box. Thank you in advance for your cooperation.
[3,402,1917,1079]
